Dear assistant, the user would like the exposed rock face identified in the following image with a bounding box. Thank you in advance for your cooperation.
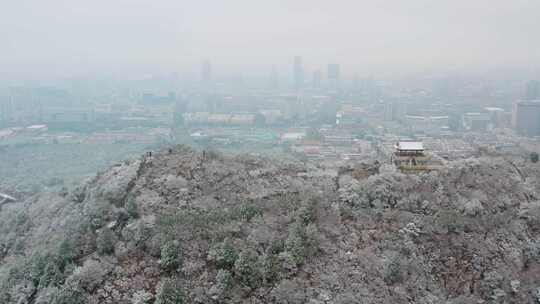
[1,146,540,303]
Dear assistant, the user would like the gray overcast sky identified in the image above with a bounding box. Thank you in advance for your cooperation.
[2,0,540,78]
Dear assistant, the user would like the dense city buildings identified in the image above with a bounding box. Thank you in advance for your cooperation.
[1,61,539,167]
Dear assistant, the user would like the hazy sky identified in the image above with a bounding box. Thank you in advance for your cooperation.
[2,0,540,79]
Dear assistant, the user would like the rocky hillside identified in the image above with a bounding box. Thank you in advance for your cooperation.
[1,145,540,303]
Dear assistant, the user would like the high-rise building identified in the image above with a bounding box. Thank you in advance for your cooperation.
[327,63,341,90]
[202,60,212,82]
[352,74,360,92]
[484,107,507,128]
[525,80,540,100]
[7,87,44,123]
[269,65,279,89]
[141,92,176,104]
[173,95,186,126]
[463,112,490,132]
[384,102,407,122]
[514,100,540,136]
[327,64,340,80]
[393,102,407,122]
[312,70,322,88]
[293,56,304,90]
[0,97,13,124]
[384,102,393,121]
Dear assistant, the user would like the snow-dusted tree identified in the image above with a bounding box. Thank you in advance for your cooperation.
[155,278,184,304]
[160,240,183,272]
[96,227,115,256]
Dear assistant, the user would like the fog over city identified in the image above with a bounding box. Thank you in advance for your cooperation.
[2,0,540,79]
[4,1,540,304]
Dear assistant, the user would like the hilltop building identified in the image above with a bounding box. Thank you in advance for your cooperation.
[392,141,430,172]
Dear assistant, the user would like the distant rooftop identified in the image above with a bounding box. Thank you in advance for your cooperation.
[484,107,505,112]
[27,124,47,129]
[517,100,540,105]
[397,141,424,151]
